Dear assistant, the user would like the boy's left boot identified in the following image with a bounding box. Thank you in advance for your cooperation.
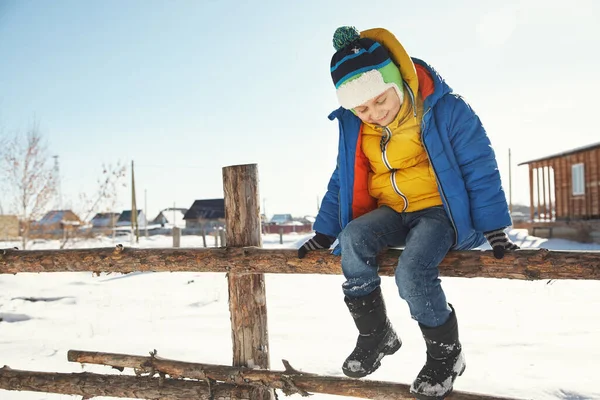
[410,305,466,400]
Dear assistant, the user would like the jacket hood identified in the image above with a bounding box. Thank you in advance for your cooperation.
[361,28,420,101]
[329,28,452,120]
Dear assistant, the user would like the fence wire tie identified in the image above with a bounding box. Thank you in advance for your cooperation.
[113,244,124,255]
[158,371,166,387]
[196,367,208,381]
[134,349,158,377]
[230,371,245,385]
[207,377,216,400]
[281,375,310,397]
[279,360,311,396]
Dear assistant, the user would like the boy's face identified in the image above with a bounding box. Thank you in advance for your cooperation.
[353,87,401,127]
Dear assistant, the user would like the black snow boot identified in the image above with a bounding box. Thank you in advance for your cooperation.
[410,305,466,400]
[342,287,401,378]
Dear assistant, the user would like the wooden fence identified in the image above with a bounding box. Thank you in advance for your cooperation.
[1,163,599,400]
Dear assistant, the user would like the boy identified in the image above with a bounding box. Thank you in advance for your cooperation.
[298,26,518,400]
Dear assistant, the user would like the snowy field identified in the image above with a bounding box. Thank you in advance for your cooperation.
[1,229,599,400]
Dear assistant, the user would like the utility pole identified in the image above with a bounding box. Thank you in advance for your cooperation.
[144,189,148,238]
[53,155,62,210]
[131,160,139,244]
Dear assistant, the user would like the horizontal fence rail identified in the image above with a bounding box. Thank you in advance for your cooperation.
[0,366,258,400]
[1,246,599,280]
[55,349,524,400]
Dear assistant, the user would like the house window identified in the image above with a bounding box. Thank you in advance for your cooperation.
[572,163,585,195]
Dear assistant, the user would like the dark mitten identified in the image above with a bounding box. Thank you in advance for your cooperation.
[298,232,335,259]
[484,229,519,259]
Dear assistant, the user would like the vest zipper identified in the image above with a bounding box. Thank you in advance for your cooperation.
[381,126,409,212]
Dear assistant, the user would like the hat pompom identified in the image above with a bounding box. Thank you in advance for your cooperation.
[332,26,360,51]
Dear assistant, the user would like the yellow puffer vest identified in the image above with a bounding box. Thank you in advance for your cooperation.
[361,93,443,213]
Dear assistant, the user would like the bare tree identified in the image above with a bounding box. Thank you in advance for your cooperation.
[1,122,56,249]
[61,162,127,248]
[79,162,127,222]
[0,128,6,214]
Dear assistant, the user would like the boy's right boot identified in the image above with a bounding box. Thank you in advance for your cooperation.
[342,286,401,378]
[410,305,466,400]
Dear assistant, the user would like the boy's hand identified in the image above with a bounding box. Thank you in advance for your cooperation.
[298,232,335,259]
[484,229,519,259]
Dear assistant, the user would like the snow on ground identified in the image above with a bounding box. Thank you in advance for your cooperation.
[1,230,599,400]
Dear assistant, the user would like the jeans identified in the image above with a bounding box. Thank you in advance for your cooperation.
[339,205,455,328]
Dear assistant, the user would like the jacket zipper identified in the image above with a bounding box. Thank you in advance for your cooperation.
[381,126,409,212]
[420,107,458,245]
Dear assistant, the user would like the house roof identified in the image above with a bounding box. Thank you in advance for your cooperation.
[92,212,120,220]
[518,141,600,166]
[38,210,80,224]
[152,209,186,228]
[152,211,167,223]
[183,199,225,220]
[91,212,120,227]
[117,210,143,222]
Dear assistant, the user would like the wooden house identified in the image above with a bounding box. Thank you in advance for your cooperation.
[152,211,168,227]
[262,214,314,234]
[0,215,19,239]
[518,142,600,242]
[32,210,82,232]
[151,208,187,228]
[269,214,293,224]
[116,210,147,229]
[91,212,120,228]
[183,199,225,229]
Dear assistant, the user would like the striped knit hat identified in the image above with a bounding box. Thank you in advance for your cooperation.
[330,26,404,110]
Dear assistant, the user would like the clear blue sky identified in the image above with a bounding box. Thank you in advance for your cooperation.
[1,0,598,219]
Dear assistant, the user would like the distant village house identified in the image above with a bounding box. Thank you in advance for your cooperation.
[183,199,225,229]
[32,210,82,232]
[151,208,187,228]
[0,215,19,239]
[263,214,314,234]
[91,212,120,228]
[116,210,148,229]
[519,141,600,243]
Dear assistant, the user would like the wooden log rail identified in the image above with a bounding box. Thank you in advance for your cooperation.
[1,246,600,280]
[0,350,529,400]
[0,366,266,400]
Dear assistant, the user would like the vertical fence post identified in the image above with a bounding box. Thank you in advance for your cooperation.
[172,227,181,248]
[219,228,227,247]
[222,164,272,400]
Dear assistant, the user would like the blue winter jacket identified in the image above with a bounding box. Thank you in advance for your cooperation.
[313,58,512,252]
